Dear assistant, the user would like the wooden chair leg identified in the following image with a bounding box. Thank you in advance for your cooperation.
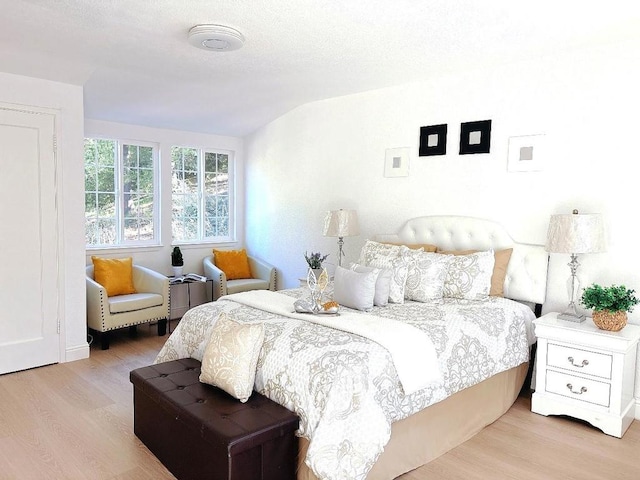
[157,318,167,336]
[100,331,110,350]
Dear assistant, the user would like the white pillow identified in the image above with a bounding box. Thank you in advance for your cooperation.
[404,251,452,303]
[443,250,495,301]
[349,263,392,306]
[358,240,412,303]
[199,313,265,403]
[333,266,378,311]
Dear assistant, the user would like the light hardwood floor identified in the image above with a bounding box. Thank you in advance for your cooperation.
[1,322,639,479]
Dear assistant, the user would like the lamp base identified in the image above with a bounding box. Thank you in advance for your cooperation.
[557,312,586,323]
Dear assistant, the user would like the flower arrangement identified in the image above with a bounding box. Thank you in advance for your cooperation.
[304,251,329,269]
[580,284,639,313]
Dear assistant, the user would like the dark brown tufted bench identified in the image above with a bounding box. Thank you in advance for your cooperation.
[130,358,299,480]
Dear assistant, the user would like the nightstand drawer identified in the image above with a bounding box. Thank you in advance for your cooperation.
[547,343,612,379]
[545,370,611,407]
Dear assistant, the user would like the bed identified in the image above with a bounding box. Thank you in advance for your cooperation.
[154,215,549,480]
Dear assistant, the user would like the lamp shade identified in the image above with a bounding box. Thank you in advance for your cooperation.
[323,209,359,237]
[545,211,605,254]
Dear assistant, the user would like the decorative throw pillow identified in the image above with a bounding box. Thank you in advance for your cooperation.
[384,242,438,252]
[358,240,411,303]
[349,263,392,307]
[443,250,495,300]
[213,249,252,280]
[199,313,265,403]
[91,256,137,297]
[333,266,378,311]
[403,251,452,303]
[437,248,513,297]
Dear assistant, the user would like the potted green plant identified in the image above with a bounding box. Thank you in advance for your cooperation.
[171,246,184,276]
[580,283,638,331]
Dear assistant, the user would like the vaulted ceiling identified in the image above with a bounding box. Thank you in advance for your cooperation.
[2,1,638,136]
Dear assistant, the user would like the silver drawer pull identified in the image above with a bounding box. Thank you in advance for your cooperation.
[567,356,589,368]
[566,383,587,395]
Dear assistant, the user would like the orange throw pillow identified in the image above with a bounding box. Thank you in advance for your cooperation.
[91,256,137,297]
[213,249,253,280]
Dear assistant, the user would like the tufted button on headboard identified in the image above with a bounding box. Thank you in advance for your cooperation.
[376,215,548,305]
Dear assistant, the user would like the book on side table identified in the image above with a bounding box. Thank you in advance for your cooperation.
[170,273,207,284]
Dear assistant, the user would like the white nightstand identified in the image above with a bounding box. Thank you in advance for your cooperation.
[531,312,640,438]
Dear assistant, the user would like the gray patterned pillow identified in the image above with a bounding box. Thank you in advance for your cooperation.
[443,250,495,300]
[358,240,412,303]
[199,313,265,402]
[404,251,453,303]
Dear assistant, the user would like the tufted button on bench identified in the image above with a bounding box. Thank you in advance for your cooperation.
[130,358,299,480]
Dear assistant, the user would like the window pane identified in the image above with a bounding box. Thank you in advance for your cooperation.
[138,169,153,193]
[97,218,116,245]
[96,140,116,168]
[123,167,138,191]
[97,167,115,192]
[139,146,153,168]
[122,144,136,168]
[217,154,229,174]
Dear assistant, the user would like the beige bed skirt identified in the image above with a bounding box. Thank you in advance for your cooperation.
[297,362,528,480]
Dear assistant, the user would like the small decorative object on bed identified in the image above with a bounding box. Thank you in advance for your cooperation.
[580,284,638,331]
[171,246,184,276]
[546,209,606,322]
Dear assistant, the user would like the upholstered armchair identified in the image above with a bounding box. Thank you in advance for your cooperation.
[203,255,276,301]
[86,264,170,350]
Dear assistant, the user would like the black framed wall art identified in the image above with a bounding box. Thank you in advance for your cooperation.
[419,124,447,156]
[459,119,492,155]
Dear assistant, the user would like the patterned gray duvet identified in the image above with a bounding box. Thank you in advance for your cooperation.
[155,287,535,480]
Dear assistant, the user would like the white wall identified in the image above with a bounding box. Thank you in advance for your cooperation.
[84,120,244,317]
[244,40,640,400]
[0,72,87,362]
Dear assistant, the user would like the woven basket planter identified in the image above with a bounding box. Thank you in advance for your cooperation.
[592,310,627,332]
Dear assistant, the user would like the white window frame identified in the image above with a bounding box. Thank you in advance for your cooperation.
[85,137,160,249]
[171,146,236,244]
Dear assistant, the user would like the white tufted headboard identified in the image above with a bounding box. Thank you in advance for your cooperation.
[376,215,549,305]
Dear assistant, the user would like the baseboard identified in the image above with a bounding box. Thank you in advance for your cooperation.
[65,342,90,362]
[635,398,640,420]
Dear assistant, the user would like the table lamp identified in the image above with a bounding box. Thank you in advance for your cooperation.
[545,209,605,322]
[323,209,359,266]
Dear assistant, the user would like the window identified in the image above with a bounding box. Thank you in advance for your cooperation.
[171,146,233,243]
[84,138,158,247]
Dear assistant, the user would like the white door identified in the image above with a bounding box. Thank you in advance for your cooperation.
[0,106,60,374]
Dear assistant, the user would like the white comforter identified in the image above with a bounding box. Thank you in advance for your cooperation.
[155,288,535,480]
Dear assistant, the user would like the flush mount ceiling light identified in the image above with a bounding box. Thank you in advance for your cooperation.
[188,24,245,52]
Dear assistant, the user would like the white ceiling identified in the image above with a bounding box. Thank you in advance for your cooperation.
[1,1,639,137]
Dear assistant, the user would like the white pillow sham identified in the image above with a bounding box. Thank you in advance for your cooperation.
[199,313,265,403]
[349,263,392,306]
[333,266,378,311]
[358,240,412,303]
[403,250,452,303]
[443,250,495,300]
